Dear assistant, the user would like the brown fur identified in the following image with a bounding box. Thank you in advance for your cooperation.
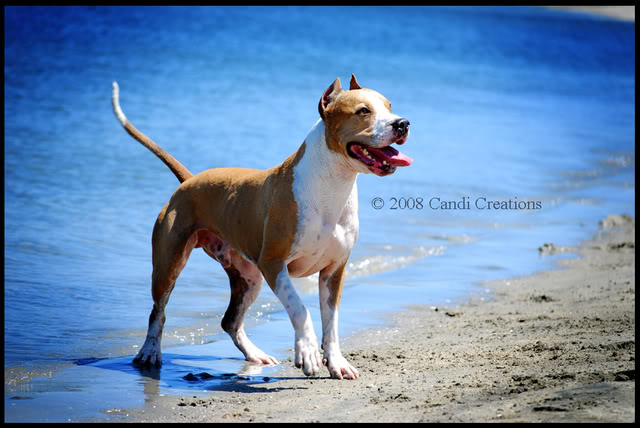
[123,121,193,183]
[148,142,307,301]
[321,260,347,310]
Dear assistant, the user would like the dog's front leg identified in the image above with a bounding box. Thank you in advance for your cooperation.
[318,261,360,380]
[262,261,322,376]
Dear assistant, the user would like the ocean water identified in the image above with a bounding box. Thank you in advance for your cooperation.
[4,6,634,422]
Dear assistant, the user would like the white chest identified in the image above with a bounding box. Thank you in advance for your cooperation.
[287,120,360,277]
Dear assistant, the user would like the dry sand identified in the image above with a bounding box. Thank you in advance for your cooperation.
[119,214,635,423]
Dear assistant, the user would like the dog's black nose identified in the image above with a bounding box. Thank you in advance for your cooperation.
[392,118,410,135]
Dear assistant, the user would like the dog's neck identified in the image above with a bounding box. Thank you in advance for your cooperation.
[303,118,358,184]
[292,119,358,220]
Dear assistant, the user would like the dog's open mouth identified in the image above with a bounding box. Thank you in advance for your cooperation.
[347,141,413,176]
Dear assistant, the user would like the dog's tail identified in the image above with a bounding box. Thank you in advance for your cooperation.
[111,82,194,183]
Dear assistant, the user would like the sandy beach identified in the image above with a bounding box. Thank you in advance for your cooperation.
[118,214,635,423]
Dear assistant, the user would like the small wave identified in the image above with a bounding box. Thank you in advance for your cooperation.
[289,245,446,294]
[419,233,473,244]
[4,365,60,391]
[599,153,634,168]
[346,245,445,279]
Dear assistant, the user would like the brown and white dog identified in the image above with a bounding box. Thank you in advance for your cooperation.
[111,75,412,380]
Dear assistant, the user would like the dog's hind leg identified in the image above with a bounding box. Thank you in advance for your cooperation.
[197,231,278,365]
[221,256,279,365]
[133,205,198,367]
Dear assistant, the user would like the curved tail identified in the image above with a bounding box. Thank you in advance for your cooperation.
[111,82,194,183]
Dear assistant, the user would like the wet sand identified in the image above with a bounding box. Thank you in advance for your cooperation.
[119,214,635,422]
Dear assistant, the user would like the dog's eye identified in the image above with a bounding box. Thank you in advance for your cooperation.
[356,107,371,115]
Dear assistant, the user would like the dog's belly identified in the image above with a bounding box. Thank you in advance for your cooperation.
[193,208,356,280]
[193,228,334,280]
[194,229,257,276]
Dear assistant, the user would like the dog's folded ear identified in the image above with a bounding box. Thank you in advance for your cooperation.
[318,77,343,120]
[349,74,362,90]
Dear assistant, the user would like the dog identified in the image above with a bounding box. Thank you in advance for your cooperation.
[111,75,411,380]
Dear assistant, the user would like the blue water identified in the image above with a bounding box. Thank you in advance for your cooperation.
[4,6,634,422]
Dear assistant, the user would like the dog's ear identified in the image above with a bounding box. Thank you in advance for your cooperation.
[349,74,361,90]
[318,77,343,120]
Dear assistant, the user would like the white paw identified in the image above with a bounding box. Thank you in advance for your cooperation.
[246,350,280,366]
[133,339,162,367]
[233,330,280,365]
[323,353,360,380]
[295,335,322,376]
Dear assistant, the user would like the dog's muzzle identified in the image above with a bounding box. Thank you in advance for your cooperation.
[392,118,410,144]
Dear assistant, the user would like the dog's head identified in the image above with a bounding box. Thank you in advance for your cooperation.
[318,74,412,176]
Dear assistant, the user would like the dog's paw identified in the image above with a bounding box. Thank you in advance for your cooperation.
[294,335,322,376]
[246,350,279,366]
[232,331,280,365]
[323,354,360,380]
[132,340,162,367]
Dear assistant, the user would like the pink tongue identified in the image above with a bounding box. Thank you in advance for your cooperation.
[369,146,413,167]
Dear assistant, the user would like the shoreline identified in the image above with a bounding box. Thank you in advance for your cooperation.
[118,214,635,422]
[547,6,635,22]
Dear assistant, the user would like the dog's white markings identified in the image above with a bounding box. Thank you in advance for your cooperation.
[289,119,359,277]
[274,266,321,376]
[111,82,128,126]
[364,90,402,148]
[133,295,170,366]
